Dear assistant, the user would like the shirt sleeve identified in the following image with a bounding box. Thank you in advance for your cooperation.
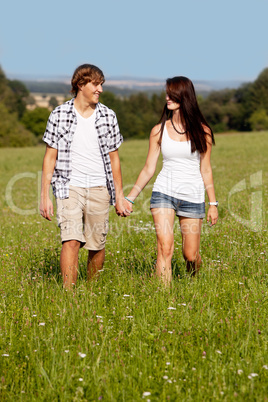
[108,113,123,152]
[42,111,58,149]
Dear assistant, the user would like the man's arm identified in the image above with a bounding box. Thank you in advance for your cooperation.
[109,149,129,216]
[40,145,58,221]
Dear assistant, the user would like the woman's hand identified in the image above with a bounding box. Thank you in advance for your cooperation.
[207,205,218,226]
[124,198,134,215]
[115,197,134,217]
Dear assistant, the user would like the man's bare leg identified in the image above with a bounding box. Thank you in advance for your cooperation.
[87,249,105,280]
[60,240,80,289]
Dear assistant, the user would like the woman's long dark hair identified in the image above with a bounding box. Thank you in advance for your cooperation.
[158,76,214,153]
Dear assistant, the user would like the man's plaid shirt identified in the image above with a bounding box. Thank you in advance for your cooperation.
[43,98,123,205]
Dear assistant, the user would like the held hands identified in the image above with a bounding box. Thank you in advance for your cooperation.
[207,205,218,226]
[115,196,134,217]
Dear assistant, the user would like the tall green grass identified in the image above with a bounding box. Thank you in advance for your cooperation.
[0,132,267,401]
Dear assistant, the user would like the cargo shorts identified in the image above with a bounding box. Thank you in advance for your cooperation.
[56,186,110,250]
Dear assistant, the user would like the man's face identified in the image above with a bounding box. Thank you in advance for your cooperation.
[80,81,103,105]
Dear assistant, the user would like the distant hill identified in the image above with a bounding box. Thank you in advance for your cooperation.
[8,73,248,98]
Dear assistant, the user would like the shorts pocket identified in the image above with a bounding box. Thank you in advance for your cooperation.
[56,199,67,228]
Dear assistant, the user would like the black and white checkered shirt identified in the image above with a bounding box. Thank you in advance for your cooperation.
[43,98,123,205]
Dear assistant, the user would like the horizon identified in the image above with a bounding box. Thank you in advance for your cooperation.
[5,71,251,93]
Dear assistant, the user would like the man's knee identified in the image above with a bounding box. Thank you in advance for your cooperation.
[62,240,81,252]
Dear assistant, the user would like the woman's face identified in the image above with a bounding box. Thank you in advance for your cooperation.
[166,94,180,111]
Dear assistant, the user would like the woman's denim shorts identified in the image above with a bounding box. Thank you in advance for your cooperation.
[150,191,205,219]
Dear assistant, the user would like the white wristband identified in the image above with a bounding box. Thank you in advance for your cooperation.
[208,201,218,207]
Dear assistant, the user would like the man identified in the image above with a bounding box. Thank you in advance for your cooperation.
[40,64,130,288]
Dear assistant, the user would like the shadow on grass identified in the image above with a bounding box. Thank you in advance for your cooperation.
[29,246,62,283]
[29,247,189,285]
[29,246,91,284]
[110,249,187,281]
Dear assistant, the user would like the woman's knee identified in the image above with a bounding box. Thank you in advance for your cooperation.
[158,241,174,260]
[183,249,200,263]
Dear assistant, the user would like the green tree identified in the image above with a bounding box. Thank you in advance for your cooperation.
[200,100,227,132]
[21,107,50,141]
[8,79,29,118]
[249,68,268,113]
[49,96,58,110]
[151,92,166,118]
[25,95,36,107]
[0,103,36,147]
[0,67,29,119]
[249,109,268,131]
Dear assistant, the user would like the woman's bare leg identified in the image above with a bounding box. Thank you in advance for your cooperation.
[151,208,175,284]
[179,217,203,276]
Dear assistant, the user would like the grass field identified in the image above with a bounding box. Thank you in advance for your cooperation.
[0,132,267,401]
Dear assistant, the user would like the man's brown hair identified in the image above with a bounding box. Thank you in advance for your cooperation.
[71,64,105,96]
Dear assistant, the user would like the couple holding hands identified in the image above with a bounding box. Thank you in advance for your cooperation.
[40,64,218,288]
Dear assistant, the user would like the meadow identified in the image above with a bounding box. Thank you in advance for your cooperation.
[0,132,267,401]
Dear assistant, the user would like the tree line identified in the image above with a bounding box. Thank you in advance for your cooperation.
[1,67,268,147]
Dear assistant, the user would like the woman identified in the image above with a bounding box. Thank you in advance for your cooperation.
[124,76,218,284]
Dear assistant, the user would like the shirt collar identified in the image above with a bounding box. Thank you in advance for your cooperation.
[68,98,106,121]
[95,102,106,121]
[66,98,76,117]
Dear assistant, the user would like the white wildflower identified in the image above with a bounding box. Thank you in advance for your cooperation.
[142,392,151,397]
[39,323,45,326]
[167,307,176,310]
[237,369,243,375]
[78,353,86,358]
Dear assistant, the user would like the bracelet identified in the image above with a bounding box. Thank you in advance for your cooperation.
[125,196,134,205]
[208,201,218,207]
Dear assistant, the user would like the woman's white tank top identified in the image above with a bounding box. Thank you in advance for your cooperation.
[152,124,205,203]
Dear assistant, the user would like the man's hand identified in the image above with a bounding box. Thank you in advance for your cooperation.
[40,197,54,221]
[115,197,132,217]
[40,145,57,221]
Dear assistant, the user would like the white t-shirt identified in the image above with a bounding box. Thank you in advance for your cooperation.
[153,124,205,203]
[69,108,106,188]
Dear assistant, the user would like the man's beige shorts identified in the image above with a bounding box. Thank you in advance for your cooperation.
[56,186,110,250]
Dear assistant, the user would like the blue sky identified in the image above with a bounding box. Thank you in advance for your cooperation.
[1,0,267,82]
